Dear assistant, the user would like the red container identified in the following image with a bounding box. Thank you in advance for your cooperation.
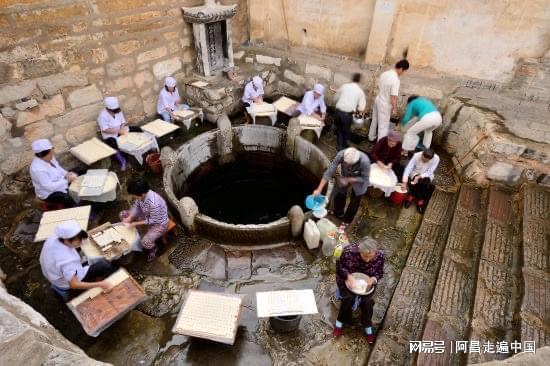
[390,190,408,206]
[146,152,162,175]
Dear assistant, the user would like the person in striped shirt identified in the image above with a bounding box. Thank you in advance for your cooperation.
[120,178,169,262]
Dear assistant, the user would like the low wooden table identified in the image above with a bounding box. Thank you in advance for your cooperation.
[172,108,204,130]
[246,102,278,125]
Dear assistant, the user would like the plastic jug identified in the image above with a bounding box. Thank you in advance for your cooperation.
[321,232,337,257]
[303,219,321,249]
[316,218,337,243]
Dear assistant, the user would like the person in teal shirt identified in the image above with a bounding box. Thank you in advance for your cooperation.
[401,96,442,151]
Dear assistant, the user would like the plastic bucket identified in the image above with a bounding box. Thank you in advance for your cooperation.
[390,190,407,206]
[146,152,162,174]
[269,315,302,333]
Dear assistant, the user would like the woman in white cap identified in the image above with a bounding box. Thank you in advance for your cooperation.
[297,83,327,121]
[97,96,141,171]
[157,76,188,122]
[313,147,371,224]
[242,75,264,107]
[39,220,114,301]
[30,139,78,208]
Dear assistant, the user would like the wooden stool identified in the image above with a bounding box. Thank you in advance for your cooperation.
[162,218,177,245]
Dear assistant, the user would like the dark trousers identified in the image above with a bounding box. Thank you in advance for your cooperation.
[103,127,142,150]
[392,163,404,182]
[337,287,375,327]
[334,109,353,151]
[408,176,435,202]
[82,260,115,282]
[333,185,363,224]
[45,191,76,208]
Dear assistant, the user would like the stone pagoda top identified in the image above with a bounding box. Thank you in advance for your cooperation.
[181,0,237,24]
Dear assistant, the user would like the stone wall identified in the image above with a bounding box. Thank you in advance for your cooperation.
[0,0,247,180]
[0,274,109,365]
[248,0,550,82]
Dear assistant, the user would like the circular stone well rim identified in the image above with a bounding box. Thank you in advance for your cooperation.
[163,125,331,246]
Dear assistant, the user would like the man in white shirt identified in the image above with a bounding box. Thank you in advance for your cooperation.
[297,83,327,121]
[40,220,113,301]
[401,148,440,213]
[242,76,264,107]
[157,76,189,122]
[334,73,366,151]
[368,59,409,142]
[30,139,78,208]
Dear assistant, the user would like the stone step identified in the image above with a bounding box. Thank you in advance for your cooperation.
[417,185,488,366]
[520,185,550,347]
[367,188,458,366]
[467,188,523,364]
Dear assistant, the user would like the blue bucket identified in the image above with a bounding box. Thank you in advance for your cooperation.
[305,194,326,211]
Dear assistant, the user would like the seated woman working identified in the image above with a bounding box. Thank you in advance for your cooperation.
[242,75,264,107]
[97,96,141,171]
[30,138,78,208]
[157,76,188,122]
[401,148,440,213]
[370,130,404,180]
[120,178,169,263]
[334,238,385,344]
[39,220,114,301]
[296,83,327,121]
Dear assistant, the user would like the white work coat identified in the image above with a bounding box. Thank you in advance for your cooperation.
[30,157,68,200]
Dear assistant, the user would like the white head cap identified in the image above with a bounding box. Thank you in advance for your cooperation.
[165,76,177,87]
[343,147,360,165]
[31,139,53,154]
[313,83,325,95]
[104,96,119,110]
[55,220,83,240]
[252,76,263,88]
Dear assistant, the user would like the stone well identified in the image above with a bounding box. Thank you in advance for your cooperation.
[162,122,331,246]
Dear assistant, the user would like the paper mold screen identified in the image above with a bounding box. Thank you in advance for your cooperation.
[70,138,116,165]
[256,289,318,318]
[298,115,323,127]
[118,133,149,149]
[68,269,131,307]
[173,109,195,118]
[191,80,209,88]
[251,103,275,114]
[35,206,91,242]
[141,119,179,137]
[273,96,298,113]
[173,291,242,344]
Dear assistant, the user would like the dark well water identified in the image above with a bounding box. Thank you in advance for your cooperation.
[183,151,319,224]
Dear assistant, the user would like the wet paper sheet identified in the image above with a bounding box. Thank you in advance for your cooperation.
[82,222,138,261]
[79,169,108,197]
[250,102,276,114]
[67,268,146,337]
[70,138,117,165]
[141,119,180,137]
[191,80,209,88]
[173,290,243,345]
[173,109,195,119]
[34,206,91,242]
[298,114,323,127]
[256,289,318,318]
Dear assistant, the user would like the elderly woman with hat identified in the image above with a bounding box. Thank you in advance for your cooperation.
[97,96,141,171]
[242,75,264,107]
[334,238,385,343]
[370,130,404,180]
[313,147,371,224]
[39,220,114,301]
[297,83,327,121]
[157,76,188,123]
[30,138,78,208]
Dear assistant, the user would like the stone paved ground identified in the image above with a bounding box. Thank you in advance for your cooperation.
[0,118,548,365]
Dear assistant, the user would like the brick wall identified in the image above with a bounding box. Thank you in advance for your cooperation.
[0,0,247,177]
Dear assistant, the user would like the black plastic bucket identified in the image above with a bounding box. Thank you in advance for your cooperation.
[269,315,302,333]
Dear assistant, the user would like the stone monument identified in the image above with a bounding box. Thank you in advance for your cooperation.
[182,0,237,77]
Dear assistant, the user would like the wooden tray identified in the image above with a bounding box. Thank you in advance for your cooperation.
[67,268,146,337]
